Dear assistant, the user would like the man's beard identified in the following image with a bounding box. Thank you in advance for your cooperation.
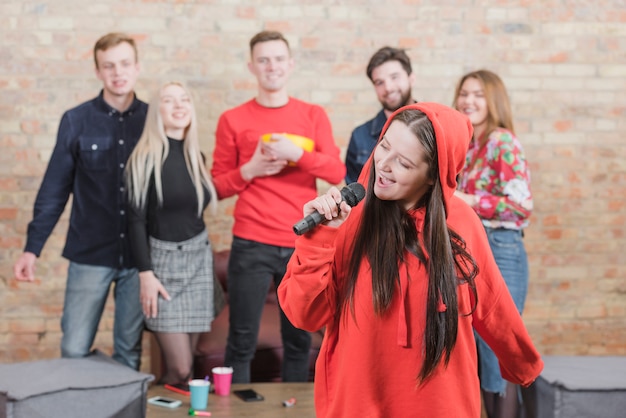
[381,88,413,113]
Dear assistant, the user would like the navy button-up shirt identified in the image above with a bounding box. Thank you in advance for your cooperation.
[344,109,388,184]
[25,91,148,269]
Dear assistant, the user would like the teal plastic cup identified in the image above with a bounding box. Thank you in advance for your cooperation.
[189,379,210,410]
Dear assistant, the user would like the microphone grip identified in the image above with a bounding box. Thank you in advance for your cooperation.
[292,211,326,236]
[292,182,365,236]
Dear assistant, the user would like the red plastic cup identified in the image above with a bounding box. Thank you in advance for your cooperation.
[211,367,233,396]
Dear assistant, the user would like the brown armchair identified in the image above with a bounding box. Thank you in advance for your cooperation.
[150,249,323,382]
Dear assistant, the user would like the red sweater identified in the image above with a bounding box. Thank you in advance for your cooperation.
[278,103,543,418]
[211,98,345,247]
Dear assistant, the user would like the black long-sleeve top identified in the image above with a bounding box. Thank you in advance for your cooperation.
[128,137,210,272]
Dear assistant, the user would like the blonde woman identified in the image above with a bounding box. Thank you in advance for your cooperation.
[126,81,218,384]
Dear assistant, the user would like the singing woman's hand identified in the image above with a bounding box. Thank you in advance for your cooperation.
[302,187,352,229]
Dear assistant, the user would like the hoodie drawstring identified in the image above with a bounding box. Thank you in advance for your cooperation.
[397,263,410,347]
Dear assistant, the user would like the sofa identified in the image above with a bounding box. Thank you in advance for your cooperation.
[150,249,323,382]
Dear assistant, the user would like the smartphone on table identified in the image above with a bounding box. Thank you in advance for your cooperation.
[147,396,182,408]
[233,388,264,402]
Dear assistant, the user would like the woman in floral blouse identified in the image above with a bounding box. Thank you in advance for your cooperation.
[453,69,533,418]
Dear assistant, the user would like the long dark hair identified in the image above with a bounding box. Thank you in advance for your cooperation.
[340,109,478,382]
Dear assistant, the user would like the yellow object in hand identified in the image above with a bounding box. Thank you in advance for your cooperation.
[261,133,314,152]
[262,133,314,166]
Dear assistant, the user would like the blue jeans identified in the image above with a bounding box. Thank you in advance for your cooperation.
[61,262,144,370]
[225,237,311,383]
[476,228,528,394]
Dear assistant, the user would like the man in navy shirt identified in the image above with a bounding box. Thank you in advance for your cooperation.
[14,33,147,370]
[344,47,417,184]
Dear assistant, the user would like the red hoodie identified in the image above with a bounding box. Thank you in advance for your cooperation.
[278,103,543,418]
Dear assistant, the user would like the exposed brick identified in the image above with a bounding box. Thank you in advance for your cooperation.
[553,120,573,132]
[1,0,624,370]
[0,208,17,220]
[8,318,46,334]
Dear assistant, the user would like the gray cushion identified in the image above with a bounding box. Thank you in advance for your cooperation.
[0,350,154,418]
[531,356,626,418]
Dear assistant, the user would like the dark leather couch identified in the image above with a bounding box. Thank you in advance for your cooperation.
[150,249,323,382]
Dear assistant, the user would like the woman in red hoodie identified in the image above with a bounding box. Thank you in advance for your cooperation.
[278,102,542,418]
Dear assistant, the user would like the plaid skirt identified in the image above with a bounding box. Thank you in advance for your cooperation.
[146,230,215,333]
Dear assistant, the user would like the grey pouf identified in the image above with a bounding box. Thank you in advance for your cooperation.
[527,356,626,418]
[0,350,154,418]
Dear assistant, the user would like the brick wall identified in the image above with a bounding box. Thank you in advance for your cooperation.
[1,1,625,372]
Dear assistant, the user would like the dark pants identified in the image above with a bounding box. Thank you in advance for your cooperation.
[224,237,311,383]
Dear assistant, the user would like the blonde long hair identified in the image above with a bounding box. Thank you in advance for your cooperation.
[126,81,217,216]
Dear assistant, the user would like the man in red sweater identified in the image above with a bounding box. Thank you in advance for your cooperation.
[211,30,345,383]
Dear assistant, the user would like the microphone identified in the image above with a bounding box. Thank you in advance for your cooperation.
[293,182,366,236]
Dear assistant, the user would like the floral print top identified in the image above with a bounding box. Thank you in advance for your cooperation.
[457,127,532,230]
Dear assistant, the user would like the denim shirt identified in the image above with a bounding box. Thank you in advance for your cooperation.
[344,109,388,184]
[25,91,148,269]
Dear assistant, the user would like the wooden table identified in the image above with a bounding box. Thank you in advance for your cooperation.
[146,382,315,418]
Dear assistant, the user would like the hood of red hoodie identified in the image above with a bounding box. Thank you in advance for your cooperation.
[363,102,473,216]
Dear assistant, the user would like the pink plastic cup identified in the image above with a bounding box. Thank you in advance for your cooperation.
[211,367,233,396]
